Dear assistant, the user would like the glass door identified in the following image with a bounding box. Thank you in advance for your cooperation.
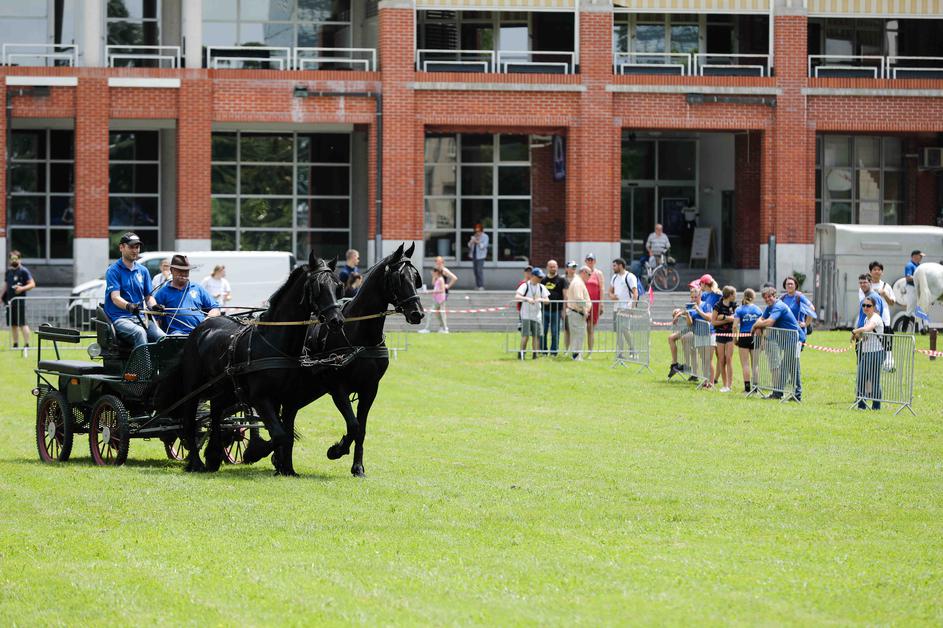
[620,185,655,262]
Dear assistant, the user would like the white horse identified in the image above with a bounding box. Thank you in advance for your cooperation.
[914,262,943,314]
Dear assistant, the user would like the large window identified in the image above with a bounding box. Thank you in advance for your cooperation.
[107,0,160,47]
[109,131,160,251]
[0,2,76,66]
[424,134,531,263]
[202,0,352,54]
[8,130,74,262]
[816,135,902,225]
[210,132,351,260]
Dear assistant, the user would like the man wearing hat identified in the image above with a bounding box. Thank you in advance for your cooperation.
[104,232,166,348]
[904,250,925,286]
[152,255,221,335]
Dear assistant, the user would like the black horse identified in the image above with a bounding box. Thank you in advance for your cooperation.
[245,243,425,477]
[173,251,344,474]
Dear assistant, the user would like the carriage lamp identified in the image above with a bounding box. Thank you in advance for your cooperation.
[87,343,102,359]
[31,388,40,397]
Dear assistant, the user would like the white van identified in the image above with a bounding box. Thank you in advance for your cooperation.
[69,250,295,327]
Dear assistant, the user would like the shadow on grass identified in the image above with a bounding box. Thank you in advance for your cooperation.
[3,456,341,482]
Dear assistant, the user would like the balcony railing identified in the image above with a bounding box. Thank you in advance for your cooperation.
[207,46,292,69]
[294,47,376,71]
[107,45,181,68]
[416,49,575,74]
[886,56,943,79]
[694,53,770,77]
[613,52,690,76]
[2,43,77,67]
[809,55,885,78]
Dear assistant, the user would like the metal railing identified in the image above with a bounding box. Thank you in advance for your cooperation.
[2,43,78,67]
[852,332,915,415]
[749,326,802,402]
[106,45,181,68]
[207,46,292,70]
[694,53,770,77]
[496,50,575,75]
[294,47,376,71]
[809,55,885,78]
[2,296,98,350]
[666,317,699,382]
[691,318,715,388]
[416,49,495,73]
[614,52,690,76]
[613,302,652,372]
[886,56,943,79]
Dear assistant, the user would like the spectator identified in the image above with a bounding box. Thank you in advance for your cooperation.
[583,253,605,354]
[668,284,699,379]
[151,258,171,291]
[515,267,549,360]
[734,288,763,393]
[693,274,722,387]
[904,249,924,286]
[515,266,532,323]
[433,256,458,292]
[338,249,360,285]
[711,285,737,393]
[152,254,221,335]
[852,296,885,410]
[202,265,232,307]
[859,260,895,369]
[609,257,639,360]
[855,274,885,328]
[541,260,568,357]
[468,224,489,290]
[344,272,362,299]
[562,260,578,351]
[780,276,816,335]
[2,250,36,356]
[645,223,671,275]
[682,282,703,383]
[430,268,448,333]
[753,286,806,401]
[566,266,592,360]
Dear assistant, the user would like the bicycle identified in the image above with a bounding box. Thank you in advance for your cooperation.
[645,253,680,292]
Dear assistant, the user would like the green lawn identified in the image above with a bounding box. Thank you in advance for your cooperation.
[1,330,942,624]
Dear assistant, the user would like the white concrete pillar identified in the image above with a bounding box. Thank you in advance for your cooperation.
[175,238,212,252]
[564,242,620,268]
[182,0,203,69]
[74,237,110,284]
[81,0,104,67]
[380,239,423,264]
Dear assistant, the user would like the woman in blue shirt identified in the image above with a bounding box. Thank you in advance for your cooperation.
[734,288,764,393]
[779,276,815,336]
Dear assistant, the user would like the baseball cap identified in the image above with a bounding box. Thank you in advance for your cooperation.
[531,268,544,278]
[524,265,533,273]
[699,273,714,285]
[688,280,700,290]
[566,260,578,269]
[119,232,142,246]
[585,253,595,261]
[911,249,925,257]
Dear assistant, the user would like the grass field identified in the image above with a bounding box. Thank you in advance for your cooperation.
[1,329,942,624]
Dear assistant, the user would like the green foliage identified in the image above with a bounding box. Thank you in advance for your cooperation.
[1,331,942,623]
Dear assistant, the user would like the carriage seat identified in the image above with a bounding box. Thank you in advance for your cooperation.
[37,360,104,375]
[93,305,133,359]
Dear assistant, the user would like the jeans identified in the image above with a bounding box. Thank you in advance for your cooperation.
[542,303,562,355]
[472,258,485,288]
[113,316,166,349]
[856,349,884,408]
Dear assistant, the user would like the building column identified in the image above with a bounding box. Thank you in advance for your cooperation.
[74,78,111,283]
[565,2,620,267]
[760,2,815,285]
[175,79,213,250]
[377,0,423,264]
[81,0,104,67]
[181,0,203,70]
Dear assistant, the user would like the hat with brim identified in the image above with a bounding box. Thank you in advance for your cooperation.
[169,254,196,270]
[119,231,141,246]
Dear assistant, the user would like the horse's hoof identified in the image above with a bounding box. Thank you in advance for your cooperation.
[327,441,350,460]
[351,463,365,477]
[242,439,274,465]
[276,467,299,477]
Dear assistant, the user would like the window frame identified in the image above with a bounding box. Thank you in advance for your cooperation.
[108,130,162,251]
[816,134,903,226]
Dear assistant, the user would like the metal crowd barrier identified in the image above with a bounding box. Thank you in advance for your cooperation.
[2,296,98,350]
[749,327,802,402]
[503,299,635,358]
[383,331,409,359]
[613,302,652,372]
[851,332,915,416]
[691,319,714,388]
[666,317,700,382]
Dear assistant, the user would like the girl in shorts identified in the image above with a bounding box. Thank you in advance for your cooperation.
[711,285,737,392]
[734,288,763,393]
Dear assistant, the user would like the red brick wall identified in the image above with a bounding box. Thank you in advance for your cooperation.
[531,141,566,266]
[74,78,110,238]
[177,79,213,240]
[735,131,763,268]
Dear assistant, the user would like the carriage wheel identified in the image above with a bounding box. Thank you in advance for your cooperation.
[89,395,130,466]
[36,391,73,463]
[223,427,250,465]
[164,434,189,461]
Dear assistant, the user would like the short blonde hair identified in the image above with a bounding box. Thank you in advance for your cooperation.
[212,264,225,276]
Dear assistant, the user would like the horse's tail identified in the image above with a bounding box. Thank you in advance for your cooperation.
[916,265,932,312]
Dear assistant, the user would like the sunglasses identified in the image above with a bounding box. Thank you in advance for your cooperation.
[863,303,874,308]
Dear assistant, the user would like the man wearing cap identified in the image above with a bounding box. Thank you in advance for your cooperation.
[541,260,568,357]
[565,266,592,360]
[104,232,166,348]
[752,286,805,401]
[152,255,221,335]
[904,250,925,286]
[515,267,550,359]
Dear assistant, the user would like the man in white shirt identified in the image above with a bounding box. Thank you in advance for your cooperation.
[515,267,550,360]
[856,260,894,328]
[609,258,639,360]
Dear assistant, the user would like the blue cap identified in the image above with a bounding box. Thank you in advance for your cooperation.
[531,268,544,278]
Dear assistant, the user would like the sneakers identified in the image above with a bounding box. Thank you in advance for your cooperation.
[417,328,430,334]
[687,375,698,382]
[22,345,29,358]
[438,328,449,334]
[719,387,731,393]
[518,351,525,360]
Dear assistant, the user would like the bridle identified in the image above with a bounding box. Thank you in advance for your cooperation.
[305,264,343,324]
[385,258,422,314]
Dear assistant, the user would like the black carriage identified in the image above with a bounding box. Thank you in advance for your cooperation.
[33,307,261,466]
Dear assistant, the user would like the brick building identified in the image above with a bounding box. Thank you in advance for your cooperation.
[2,0,942,288]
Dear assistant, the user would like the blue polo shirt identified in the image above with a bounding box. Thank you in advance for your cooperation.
[761,300,806,343]
[904,260,920,279]
[734,303,763,334]
[780,292,814,325]
[104,259,152,322]
[855,289,885,328]
[152,282,219,335]
[698,292,721,332]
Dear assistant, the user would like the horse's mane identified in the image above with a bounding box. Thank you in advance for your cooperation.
[261,265,307,321]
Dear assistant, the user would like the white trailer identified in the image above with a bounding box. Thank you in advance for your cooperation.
[813,224,943,329]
